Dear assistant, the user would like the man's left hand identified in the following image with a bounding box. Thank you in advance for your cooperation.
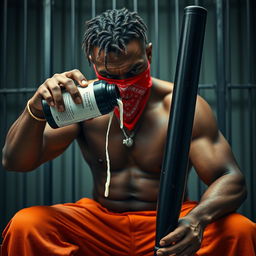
[156,216,205,256]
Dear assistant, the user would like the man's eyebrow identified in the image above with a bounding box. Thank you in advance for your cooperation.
[97,61,145,76]
[129,63,143,71]
[97,69,107,75]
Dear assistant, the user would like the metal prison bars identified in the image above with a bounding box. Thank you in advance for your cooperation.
[0,0,255,237]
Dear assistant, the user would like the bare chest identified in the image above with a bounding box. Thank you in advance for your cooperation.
[79,106,169,174]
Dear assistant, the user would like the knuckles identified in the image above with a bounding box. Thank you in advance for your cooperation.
[44,78,51,84]
[38,70,85,103]
[53,73,60,78]
[173,233,182,241]
[51,85,61,91]
[41,88,49,95]
[44,95,53,101]
[66,78,74,84]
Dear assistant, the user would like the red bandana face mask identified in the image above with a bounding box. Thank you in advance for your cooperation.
[94,62,152,130]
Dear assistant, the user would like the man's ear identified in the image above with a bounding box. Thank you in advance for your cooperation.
[146,43,152,64]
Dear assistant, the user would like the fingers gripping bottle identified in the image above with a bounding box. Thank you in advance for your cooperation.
[42,80,120,128]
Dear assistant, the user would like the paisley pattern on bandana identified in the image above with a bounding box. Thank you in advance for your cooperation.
[95,63,152,130]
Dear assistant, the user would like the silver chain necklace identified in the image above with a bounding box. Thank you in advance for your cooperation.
[121,128,135,147]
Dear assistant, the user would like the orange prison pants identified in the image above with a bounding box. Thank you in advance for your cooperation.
[1,198,256,256]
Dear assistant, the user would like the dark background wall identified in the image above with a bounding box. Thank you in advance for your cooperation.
[1,0,256,238]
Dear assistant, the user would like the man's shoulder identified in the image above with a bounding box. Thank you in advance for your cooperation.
[152,77,174,93]
[192,95,219,140]
[151,77,173,108]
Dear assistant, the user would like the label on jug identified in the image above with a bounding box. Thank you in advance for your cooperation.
[50,83,101,127]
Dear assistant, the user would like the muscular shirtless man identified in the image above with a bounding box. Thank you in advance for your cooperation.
[2,8,256,256]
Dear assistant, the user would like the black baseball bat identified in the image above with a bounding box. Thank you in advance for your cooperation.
[154,5,207,253]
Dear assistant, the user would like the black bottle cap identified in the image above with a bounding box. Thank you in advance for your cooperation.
[93,80,120,115]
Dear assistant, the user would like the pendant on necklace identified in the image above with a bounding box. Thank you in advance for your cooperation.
[123,137,134,147]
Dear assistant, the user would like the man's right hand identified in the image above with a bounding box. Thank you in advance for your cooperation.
[29,69,89,114]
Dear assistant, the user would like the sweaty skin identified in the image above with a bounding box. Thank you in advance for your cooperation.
[2,40,246,256]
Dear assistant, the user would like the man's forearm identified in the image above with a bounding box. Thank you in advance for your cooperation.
[2,106,46,172]
[185,172,247,227]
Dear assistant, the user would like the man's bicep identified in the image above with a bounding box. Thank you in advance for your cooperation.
[40,123,80,163]
[189,97,240,186]
[189,132,240,186]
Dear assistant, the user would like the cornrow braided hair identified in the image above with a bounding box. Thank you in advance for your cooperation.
[82,8,148,66]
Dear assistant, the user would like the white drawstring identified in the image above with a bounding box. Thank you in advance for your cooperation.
[104,111,114,197]
[104,99,124,198]
[118,99,124,129]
